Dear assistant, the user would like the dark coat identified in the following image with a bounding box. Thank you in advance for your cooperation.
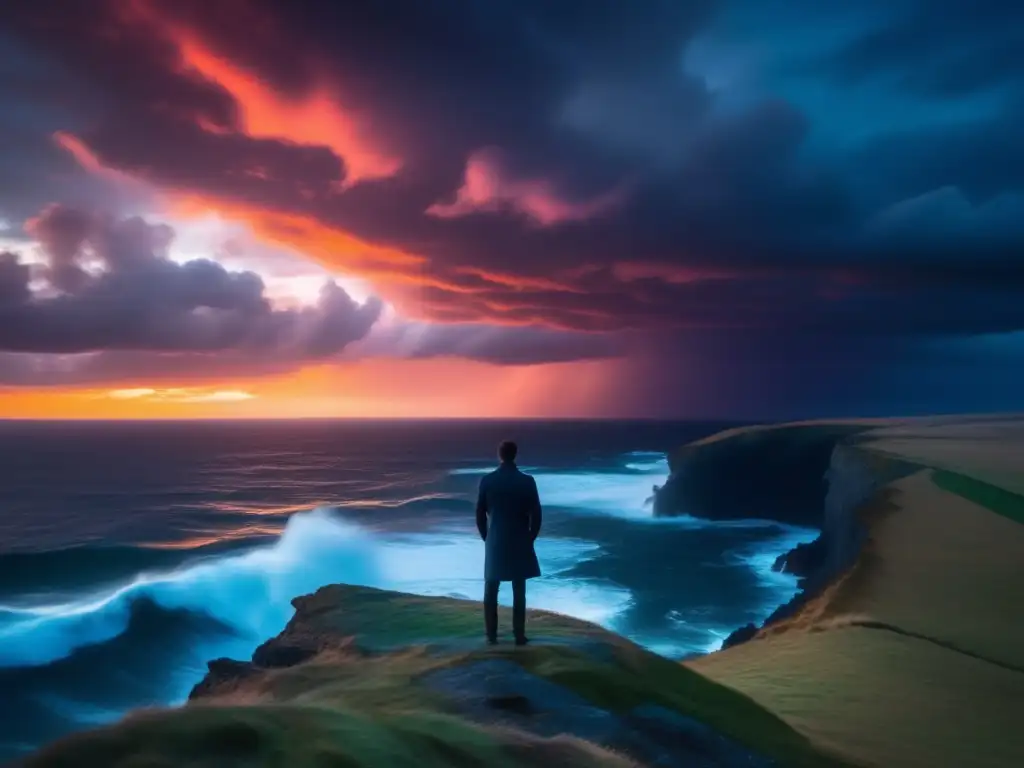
[476,462,543,582]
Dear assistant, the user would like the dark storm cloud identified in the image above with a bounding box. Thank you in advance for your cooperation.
[853,100,1024,203]
[2,0,1024,372]
[612,328,1024,420]
[0,204,381,356]
[818,0,1024,97]
[0,31,152,223]
[352,322,622,366]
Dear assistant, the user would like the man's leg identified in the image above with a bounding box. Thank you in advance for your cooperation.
[512,579,527,644]
[484,580,500,643]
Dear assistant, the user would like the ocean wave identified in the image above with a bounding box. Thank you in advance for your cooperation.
[0,510,379,670]
[0,543,250,602]
[0,596,238,761]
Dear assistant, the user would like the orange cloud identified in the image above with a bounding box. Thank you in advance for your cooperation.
[170,195,424,278]
[427,148,625,226]
[124,0,400,186]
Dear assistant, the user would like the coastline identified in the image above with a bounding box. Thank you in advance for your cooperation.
[14,415,1024,766]
[684,415,1024,768]
[652,421,897,649]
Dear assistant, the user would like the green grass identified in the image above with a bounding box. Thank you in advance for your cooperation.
[931,469,1024,525]
[290,585,608,651]
[517,643,849,768]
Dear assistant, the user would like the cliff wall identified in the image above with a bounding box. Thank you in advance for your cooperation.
[653,423,867,526]
[722,440,919,647]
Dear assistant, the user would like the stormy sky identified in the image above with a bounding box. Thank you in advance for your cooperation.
[1,0,1022,418]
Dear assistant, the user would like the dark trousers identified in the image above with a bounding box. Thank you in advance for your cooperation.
[484,579,526,641]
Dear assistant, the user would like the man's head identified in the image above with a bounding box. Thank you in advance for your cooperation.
[498,440,518,464]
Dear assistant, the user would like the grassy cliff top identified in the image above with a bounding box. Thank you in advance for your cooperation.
[689,415,1024,768]
[668,420,876,472]
[24,585,848,768]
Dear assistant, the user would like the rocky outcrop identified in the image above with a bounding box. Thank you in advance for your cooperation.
[24,585,848,767]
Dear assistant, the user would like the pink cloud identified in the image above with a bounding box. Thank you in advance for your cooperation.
[427,148,625,226]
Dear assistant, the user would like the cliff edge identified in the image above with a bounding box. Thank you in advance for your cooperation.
[687,415,1024,768]
[22,585,847,768]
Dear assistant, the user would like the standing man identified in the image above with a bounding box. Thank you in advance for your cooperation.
[476,440,543,645]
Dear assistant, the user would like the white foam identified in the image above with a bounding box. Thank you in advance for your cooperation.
[531,455,669,521]
[730,526,820,616]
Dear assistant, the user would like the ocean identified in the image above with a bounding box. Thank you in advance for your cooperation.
[0,419,817,760]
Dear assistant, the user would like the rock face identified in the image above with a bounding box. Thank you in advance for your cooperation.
[720,443,920,648]
[657,424,918,652]
[653,425,864,526]
[23,585,846,768]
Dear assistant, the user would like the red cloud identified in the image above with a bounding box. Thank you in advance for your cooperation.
[122,0,400,186]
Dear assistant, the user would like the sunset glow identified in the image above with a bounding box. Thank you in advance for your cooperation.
[0,360,623,419]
